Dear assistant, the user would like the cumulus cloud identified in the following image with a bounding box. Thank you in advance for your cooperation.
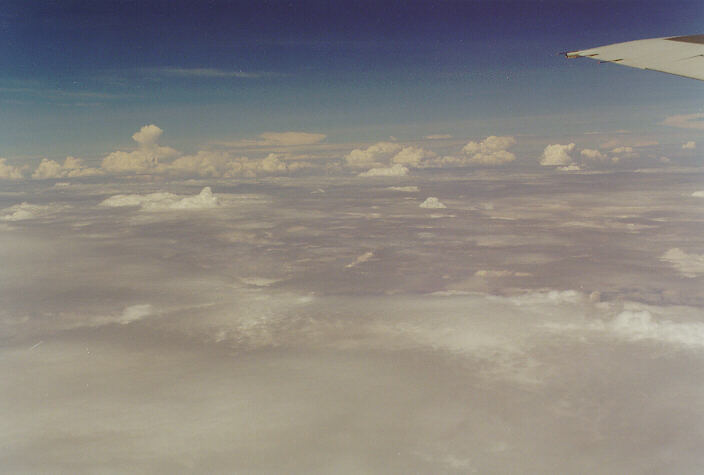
[662,112,704,131]
[539,143,575,166]
[682,141,696,150]
[345,142,402,169]
[461,136,516,165]
[660,248,704,278]
[100,187,220,211]
[580,148,607,161]
[0,158,26,180]
[101,124,179,174]
[610,146,638,161]
[419,197,446,209]
[391,146,436,167]
[32,157,102,179]
[358,164,409,177]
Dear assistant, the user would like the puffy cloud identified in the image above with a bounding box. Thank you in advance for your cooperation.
[391,146,436,167]
[419,197,446,209]
[358,164,409,177]
[610,146,638,160]
[100,187,220,211]
[0,158,26,180]
[101,124,179,174]
[132,124,163,146]
[32,157,102,179]
[660,248,704,278]
[692,191,704,197]
[580,149,607,161]
[1,202,53,221]
[682,141,696,150]
[345,142,402,169]
[424,134,452,140]
[539,143,575,166]
[557,164,581,171]
[461,136,516,165]
[661,112,704,131]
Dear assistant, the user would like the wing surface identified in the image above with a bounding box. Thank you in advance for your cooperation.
[566,35,704,81]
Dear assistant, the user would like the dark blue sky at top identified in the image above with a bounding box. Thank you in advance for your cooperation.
[1,0,702,158]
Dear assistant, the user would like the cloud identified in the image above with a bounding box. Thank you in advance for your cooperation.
[419,197,446,209]
[660,248,704,278]
[424,134,452,140]
[358,164,409,177]
[32,157,102,179]
[391,146,436,167]
[99,187,220,211]
[345,142,402,169]
[610,146,638,160]
[0,158,26,180]
[539,143,575,166]
[1,202,53,221]
[662,113,704,131]
[101,124,178,174]
[153,67,266,79]
[692,191,704,197]
[682,141,696,150]
[216,131,327,148]
[557,164,581,171]
[387,186,419,192]
[346,251,375,268]
[461,136,516,165]
[580,149,607,161]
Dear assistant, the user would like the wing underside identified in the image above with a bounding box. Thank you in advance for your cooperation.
[566,34,704,81]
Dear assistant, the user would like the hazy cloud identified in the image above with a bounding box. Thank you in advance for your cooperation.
[358,164,409,177]
[662,112,704,131]
[682,141,696,150]
[661,248,704,278]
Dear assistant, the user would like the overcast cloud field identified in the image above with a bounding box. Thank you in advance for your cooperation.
[2,1,704,473]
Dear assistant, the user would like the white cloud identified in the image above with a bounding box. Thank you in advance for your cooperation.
[1,202,53,221]
[0,158,26,180]
[660,248,704,278]
[346,251,375,268]
[662,113,704,131]
[358,164,409,177]
[102,125,179,174]
[692,191,704,197]
[461,136,516,165]
[100,187,220,211]
[391,146,436,167]
[218,131,327,148]
[610,146,638,160]
[682,141,696,150]
[132,124,163,146]
[557,165,581,171]
[419,197,446,209]
[32,157,102,179]
[580,149,607,161]
[539,143,575,166]
[345,142,402,169]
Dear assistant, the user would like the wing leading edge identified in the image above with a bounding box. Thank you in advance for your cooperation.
[566,34,704,81]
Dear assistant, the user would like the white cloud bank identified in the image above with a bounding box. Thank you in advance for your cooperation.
[32,156,103,179]
[100,187,220,211]
[0,158,26,180]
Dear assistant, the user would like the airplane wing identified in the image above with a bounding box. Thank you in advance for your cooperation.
[566,34,704,81]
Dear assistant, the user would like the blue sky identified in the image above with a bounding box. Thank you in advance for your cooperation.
[1,0,702,159]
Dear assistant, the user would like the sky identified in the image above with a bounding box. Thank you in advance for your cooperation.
[2,1,704,473]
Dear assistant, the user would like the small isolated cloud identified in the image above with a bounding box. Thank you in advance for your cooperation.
[682,141,696,150]
[419,197,446,209]
[358,164,409,177]
[662,113,704,131]
[387,186,419,192]
[0,158,26,180]
[219,131,327,148]
[424,134,452,140]
[102,124,179,174]
[474,269,531,278]
[557,164,581,171]
[1,202,53,221]
[115,304,154,325]
[610,146,638,161]
[539,143,575,166]
[100,186,220,211]
[346,251,375,268]
[346,142,402,169]
[660,157,671,164]
[660,248,704,278]
[32,156,102,179]
[692,191,704,197]
[154,67,265,79]
[461,136,516,165]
